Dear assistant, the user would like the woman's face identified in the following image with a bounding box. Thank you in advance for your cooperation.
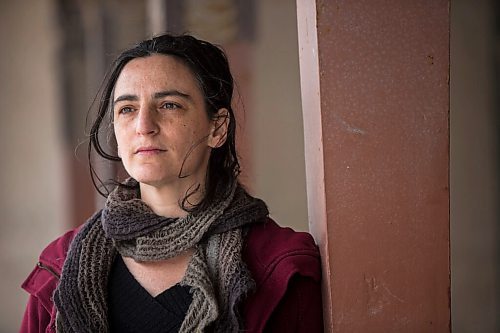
[112,54,218,189]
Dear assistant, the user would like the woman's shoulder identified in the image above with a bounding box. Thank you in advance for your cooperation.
[21,211,102,297]
[20,227,80,321]
[243,217,321,284]
[22,228,79,291]
[242,218,323,332]
[38,227,80,271]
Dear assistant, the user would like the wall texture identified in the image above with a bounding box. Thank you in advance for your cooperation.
[298,0,450,331]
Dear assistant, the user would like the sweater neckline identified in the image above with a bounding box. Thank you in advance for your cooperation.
[108,255,193,333]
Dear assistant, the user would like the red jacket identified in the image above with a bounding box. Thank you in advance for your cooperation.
[20,218,323,332]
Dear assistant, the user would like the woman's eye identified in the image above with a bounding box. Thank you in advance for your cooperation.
[119,106,134,114]
[160,102,180,110]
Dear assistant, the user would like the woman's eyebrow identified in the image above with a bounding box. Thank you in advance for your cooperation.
[154,90,191,100]
[113,94,138,104]
[113,89,191,104]
[113,90,192,105]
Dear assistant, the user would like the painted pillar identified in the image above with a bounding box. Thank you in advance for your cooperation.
[297,1,450,332]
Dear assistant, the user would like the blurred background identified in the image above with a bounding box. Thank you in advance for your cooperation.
[0,0,497,332]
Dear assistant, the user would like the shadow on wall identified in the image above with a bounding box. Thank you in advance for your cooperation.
[450,0,499,332]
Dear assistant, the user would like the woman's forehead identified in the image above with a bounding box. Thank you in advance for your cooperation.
[114,54,198,93]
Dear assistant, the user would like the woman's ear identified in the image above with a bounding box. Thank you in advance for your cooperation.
[208,108,229,148]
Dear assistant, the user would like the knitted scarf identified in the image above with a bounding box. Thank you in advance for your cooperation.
[53,178,268,332]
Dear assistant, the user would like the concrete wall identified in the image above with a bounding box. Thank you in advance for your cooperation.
[298,1,450,330]
[0,1,67,331]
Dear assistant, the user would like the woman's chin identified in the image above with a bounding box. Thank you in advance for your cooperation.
[128,172,172,188]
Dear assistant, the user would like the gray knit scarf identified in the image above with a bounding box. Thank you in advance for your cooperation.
[53,178,268,332]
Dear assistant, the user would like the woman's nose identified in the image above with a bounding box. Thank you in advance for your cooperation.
[136,105,159,135]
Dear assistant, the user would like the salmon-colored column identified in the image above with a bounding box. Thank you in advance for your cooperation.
[297,1,450,332]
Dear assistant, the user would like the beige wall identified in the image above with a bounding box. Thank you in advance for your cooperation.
[252,0,308,231]
[0,0,67,331]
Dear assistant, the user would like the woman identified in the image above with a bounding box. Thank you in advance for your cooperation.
[21,34,323,332]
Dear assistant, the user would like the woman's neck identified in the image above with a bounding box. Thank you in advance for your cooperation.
[139,181,204,217]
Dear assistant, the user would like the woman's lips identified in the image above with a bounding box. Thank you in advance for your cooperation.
[135,147,166,155]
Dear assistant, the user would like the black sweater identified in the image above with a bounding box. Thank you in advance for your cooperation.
[108,255,193,333]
